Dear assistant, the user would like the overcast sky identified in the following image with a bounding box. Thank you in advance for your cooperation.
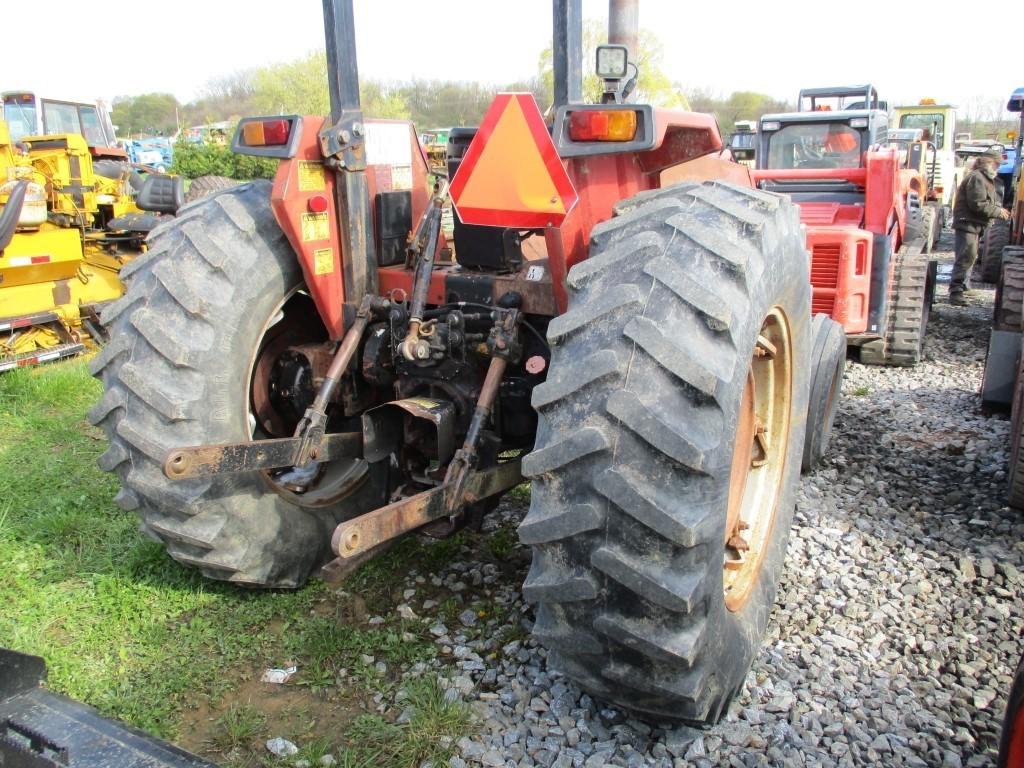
[3,0,1018,118]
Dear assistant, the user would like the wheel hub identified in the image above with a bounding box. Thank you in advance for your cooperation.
[724,307,794,612]
[246,290,368,507]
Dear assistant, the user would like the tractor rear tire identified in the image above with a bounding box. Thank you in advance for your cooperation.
[184,175,238,204]
[995,248,1024,332]
[860,245,929,367]
[980,220,1012,284]
[89,180,387,587]
[802,314,845,472]
[520,181,810,723]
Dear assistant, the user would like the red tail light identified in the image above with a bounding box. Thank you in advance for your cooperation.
[232,115,301,159]
[242,119,290,146]
[568,110,638,142]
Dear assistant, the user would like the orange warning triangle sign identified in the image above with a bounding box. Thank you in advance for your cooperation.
[450,93,577,228]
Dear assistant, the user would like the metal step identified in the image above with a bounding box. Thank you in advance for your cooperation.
[0,648,216,768]
[0,342,86,373]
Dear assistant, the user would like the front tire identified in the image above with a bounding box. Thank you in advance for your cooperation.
[89,181,386,587]
[520,181,810,722]
[802,314,845,472]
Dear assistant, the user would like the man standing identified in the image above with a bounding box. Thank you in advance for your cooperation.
[950,147,1012,305]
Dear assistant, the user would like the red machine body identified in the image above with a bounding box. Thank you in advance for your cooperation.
[271,105,731,338]
[752,149,914,335]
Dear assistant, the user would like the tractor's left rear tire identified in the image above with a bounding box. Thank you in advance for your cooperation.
[520,181,810,723]
[802,314,845,472]
[184,175,238,204]
[89,181,387,587]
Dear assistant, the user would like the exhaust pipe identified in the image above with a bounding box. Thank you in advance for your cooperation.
[608,0,638,61]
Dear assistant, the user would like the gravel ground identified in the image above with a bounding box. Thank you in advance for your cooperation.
[374,241,1024,768]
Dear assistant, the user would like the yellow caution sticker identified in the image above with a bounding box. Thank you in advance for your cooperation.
[313,247,334,275]
[301,212,329,242]
[298,161,326,191]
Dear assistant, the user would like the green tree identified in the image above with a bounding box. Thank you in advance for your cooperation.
[537,20,688,109]
[111,93,180,136]
[683,88,792,131]
[250,51,410,120]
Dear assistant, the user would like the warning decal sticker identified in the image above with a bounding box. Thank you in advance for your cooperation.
[301,213,330,242]
[313,247,334,275]
[298,161,326,191]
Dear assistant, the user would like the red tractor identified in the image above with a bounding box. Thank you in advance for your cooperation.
[754,85,937,367]
[89,0,830,723]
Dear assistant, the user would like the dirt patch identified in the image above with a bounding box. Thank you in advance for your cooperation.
[176,675,367,760]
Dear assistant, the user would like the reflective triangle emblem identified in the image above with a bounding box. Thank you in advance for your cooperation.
[450,93,577,228]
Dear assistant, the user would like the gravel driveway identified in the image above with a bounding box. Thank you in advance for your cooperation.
[389,246,1023,768]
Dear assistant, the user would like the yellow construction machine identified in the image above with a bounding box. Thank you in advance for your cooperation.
[0,120,183,370]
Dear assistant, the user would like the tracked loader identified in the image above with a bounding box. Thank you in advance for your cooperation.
[83,0,842,730]
[754,85,937,368]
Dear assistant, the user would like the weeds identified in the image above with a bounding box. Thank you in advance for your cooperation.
[211,703,266,752]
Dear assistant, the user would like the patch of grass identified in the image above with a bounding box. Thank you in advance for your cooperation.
[211,703,266,752]
[852,385,871,396]
[298,736,336,763]
[507,483,531,502]
[485,524,518,561]
[0,359,473,760]
[335,679,470,768]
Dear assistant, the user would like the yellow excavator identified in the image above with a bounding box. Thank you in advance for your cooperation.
[0,118,183,370]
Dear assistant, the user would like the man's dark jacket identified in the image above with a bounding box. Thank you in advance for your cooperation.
[952,167,1003,233]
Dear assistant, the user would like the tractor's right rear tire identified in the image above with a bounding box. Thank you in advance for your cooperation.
[89,180,387,587]
[802,314,845,472]
[980,220,1012,284]
[520,181,810,723]
[184,175,238,204]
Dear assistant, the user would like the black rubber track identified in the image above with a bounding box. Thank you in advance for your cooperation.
[184,175,238,204]
[1009,339,1024,511]
[519,180,810,723]
[860,245,929,367]
[802,314,846,472]
[89,181,387,587]
[995,248,1024,332]
[980,220,1012,284]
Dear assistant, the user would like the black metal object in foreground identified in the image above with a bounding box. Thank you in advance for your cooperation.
[0,648,216,768]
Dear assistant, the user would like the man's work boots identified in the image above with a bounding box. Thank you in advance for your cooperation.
[949,289,980,306]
